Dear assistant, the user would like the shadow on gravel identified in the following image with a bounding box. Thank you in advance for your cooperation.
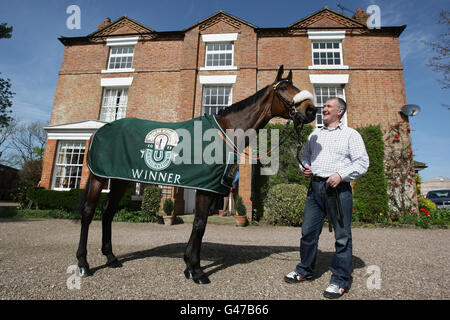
[91,242,365,281]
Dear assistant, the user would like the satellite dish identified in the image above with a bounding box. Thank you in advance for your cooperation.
[401,104,421,117]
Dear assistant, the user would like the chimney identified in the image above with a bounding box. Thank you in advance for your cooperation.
[352,8,370,26]
[98,17,111,30]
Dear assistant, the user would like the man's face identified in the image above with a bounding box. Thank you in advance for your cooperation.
[322,98,343,125]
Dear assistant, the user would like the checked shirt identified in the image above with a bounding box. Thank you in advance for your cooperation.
[301,122,369,182]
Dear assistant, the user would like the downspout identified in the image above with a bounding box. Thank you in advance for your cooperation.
[191,31,201,119]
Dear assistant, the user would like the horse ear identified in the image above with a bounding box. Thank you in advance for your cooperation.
[276,65,284,81]
[287,70,293,82]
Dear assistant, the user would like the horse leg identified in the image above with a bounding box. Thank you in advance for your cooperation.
[184,190,217,284]
[76,174,106,277]
[101,179,129,268]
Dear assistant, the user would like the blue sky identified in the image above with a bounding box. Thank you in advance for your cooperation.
[0,0,448,180]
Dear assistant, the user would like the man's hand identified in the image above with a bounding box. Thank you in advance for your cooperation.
[327,173,342,188]
[302,165,313,178]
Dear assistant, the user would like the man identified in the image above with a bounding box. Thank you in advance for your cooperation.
[284,97,369,299]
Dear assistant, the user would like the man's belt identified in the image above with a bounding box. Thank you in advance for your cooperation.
[312,176,344,232]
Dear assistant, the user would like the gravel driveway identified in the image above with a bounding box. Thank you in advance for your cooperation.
[0,218,448,300]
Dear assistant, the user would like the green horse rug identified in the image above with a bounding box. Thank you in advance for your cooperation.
[87,115,239,195]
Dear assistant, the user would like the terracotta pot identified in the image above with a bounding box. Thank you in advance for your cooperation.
[163,216,175,225]
[235,215,247,227]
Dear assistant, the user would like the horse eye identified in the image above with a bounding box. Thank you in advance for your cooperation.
[280,86,288,91]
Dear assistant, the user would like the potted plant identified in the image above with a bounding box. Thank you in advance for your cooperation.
[234,195,247,227]
[162,198,175,225]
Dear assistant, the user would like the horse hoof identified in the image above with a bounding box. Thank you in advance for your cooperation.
[107,259,123,268]
[193,274,210,285]
[184,268,193,279]
[77,266,92,278]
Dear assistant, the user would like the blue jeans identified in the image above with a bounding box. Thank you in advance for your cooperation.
[295,180,353,288]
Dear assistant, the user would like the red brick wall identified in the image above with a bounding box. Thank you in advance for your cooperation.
[40,139,57,189]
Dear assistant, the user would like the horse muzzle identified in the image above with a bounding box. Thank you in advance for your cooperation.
[304,103,317,123]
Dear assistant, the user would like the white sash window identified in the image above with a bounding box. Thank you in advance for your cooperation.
[108,46,134,70]
[205,43,234,67]
[100,88,128,122]
[312,41,342,66]
[202,85,233,115]
[52,141,85,190]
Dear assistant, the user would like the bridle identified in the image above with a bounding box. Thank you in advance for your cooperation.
[272,79,309,124]
[214,80,312,167]
[272,79,309,169]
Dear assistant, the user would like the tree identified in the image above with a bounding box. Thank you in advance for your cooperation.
[0,23,13,38]
[9,121,47,166]
[18,158,42,187]
[0,22,14,127]
[0,76,14,127]
[0,119,17,165]
[423,11,449,91]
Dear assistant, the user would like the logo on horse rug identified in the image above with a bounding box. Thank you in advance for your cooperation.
[142,128,179,171]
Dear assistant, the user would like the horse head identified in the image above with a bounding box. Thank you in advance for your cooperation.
[271,65,317,124]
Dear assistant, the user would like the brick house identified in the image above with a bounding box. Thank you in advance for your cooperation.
[41,7,413,217]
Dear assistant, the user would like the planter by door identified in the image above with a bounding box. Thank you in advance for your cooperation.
[235,215,247,227]
[164,216,175,225]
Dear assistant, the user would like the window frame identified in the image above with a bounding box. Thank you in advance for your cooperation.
[106,45,135,72]
[102,37,138,73]
[200,33,238,71]
[311,41,344,67]
[99,87,129,123]
[51,140,86,191]
[201,84,233,116]
[307,31,348,70]
[204,42,235,69]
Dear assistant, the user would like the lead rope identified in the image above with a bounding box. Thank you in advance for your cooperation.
[216,116,295,162]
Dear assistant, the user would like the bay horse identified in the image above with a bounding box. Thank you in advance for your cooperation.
[76,65,317,284]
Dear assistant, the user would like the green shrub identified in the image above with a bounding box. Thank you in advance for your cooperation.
[429,209,450,228]
[114,208,157,223]
[263,184,308,226]
[253,123,313,220]
[353,125,389,223]
[418,195,436,211]
[26,187,86,211]
[235,195,247,216]
[25,185,134,212]
[163,198,174,216]
[141,186,162,218]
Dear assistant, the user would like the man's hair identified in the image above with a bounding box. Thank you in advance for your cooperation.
[329,97,347,118]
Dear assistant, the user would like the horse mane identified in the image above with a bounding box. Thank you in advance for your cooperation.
[217,85,270,117]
